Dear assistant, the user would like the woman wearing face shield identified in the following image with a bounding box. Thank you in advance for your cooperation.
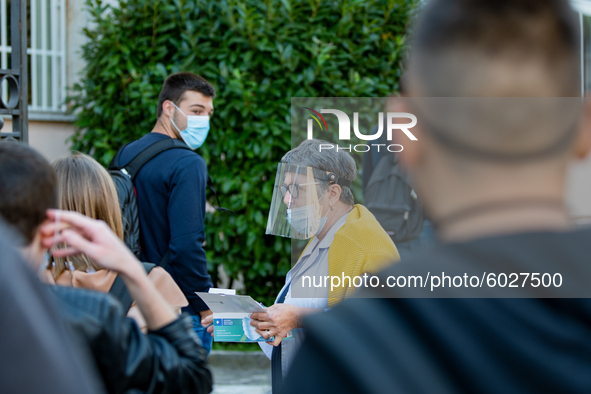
[255,138,400,391]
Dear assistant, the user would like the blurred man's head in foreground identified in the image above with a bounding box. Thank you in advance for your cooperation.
[397,0,591,240]
[0,142,57,265]
[406,0,579,97]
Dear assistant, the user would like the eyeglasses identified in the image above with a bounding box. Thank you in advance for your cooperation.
[279,182,319,199]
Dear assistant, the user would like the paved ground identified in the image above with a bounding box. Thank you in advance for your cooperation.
[209,351,272,394]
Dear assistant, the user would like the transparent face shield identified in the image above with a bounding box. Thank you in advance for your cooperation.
[265,163,351,240]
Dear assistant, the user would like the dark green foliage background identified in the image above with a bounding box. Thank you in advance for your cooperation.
[70,0,414,305]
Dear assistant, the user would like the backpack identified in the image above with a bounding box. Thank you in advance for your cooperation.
[364,153,424,244]
[108,138,231,267]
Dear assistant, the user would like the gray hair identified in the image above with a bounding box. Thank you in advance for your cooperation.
[281,139,356,205]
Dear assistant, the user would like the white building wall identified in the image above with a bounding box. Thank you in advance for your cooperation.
[1,0,89,162]
[3,119,74,162]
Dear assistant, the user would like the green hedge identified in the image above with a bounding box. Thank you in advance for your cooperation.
[69,0,415,305]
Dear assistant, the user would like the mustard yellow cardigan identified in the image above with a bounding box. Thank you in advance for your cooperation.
[301,204,400,307]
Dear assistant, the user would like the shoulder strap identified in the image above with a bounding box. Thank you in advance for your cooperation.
[158,249,171,269]
[108,274,130,311]
[112,138,193,180]
[108,141,133,171]
[111,138,234,213]
[108,262,158,313]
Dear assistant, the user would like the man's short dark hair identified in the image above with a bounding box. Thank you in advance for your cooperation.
[406,0,580,96]
[157,72,216,117]
[0,142,57,244]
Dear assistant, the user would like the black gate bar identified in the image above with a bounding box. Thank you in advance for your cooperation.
[0,0,28,143]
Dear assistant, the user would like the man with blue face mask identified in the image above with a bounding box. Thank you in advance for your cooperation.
[119,72,216,354]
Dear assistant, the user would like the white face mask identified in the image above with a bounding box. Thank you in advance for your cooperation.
[286,193,328,237]
[242,316,264,341]
[169,102,210,150]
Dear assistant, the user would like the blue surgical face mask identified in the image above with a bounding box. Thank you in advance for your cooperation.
[286,192,328,237]
[169,102,210,149]
[242,316,264,341]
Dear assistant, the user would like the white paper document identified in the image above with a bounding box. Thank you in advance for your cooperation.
[195,292,292,342]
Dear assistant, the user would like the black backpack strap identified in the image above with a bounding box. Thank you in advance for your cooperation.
[108,141,133,171]
[120,138,192,181]
[158,249,171,269]
[112,138,233,213]
[109,262,158,313]
[108,274,131,312]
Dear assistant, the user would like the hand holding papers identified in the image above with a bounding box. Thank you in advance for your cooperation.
[196,291,293,342]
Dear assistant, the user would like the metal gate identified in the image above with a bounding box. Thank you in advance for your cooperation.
[0,0,27,142]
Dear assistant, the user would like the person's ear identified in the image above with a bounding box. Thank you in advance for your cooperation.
[573,98,591,160]
[162,100,175,119]
[328,184,341,205]
[388,97,424,171]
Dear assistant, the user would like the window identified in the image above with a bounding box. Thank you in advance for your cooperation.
[0,0,66,113]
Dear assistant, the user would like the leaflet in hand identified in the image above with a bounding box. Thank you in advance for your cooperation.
[196,291,292,342]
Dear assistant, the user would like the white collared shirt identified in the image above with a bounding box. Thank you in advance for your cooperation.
[260,212,350,376]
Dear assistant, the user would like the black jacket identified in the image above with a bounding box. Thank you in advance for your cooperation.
[50,285,213,394]
[0,223,103,394]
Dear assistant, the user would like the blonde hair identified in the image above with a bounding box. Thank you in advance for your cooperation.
[51,153,123,278]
